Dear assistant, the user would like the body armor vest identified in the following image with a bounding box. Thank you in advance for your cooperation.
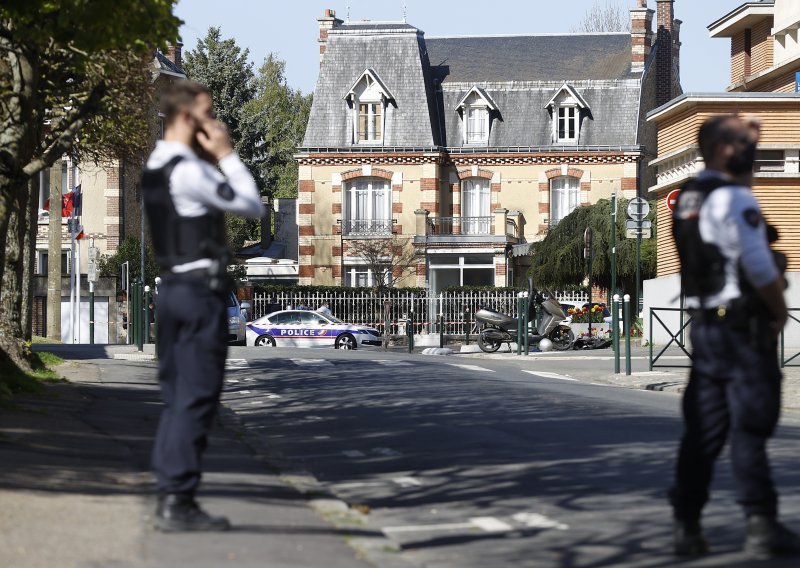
[141,156,230,272]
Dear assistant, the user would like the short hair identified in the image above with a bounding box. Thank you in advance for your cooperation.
[697,114,740,163]
[161,80,210,126]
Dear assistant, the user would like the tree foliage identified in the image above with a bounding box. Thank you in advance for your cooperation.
[0,0,180,369]
[345,237,419,292]
[571,1,631,33]
[97,236,159,289]
[528,198,656,297]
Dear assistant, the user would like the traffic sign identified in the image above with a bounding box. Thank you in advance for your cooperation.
[666,189,681,211]
[625,219,652,229]
[626,228,652,239]
[88,246,99,261]
[88,260,98,282]
[627,197,650,220]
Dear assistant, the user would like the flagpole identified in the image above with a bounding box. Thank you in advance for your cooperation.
[75,167,82,343]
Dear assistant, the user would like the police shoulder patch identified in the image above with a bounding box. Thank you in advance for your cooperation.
[217,182,235,201]
[743,208,761,228]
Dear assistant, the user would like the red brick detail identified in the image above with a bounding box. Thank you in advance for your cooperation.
[622,177,638,191]
[491,183,501,193]
[331,202,342,214]
[538,224,550,234]
[495,264,507,276]
[332,184,341,193]
[299,245,316,256]
[567,167,584,179]
[544,168,562,179]
[341,167,393,181]
[332,225,341,235]
[416,264,427,276]
[106,237,119,251]
[420,178,438,191]
[299,265,315,278]
[332,246,342,257]
[392,202,403,214]
[545,167,584,180]
[332,265,342,278]
[394,225,402,235]
[450,183,459,193]
[456,168,493,180]
[539,202,549,213]
[392,184,403,193]
[299,180,315,193]
[420,202,439,213]
[299,203,315,214]
[581,201,591,207]
[539,182,550,192]
[580,182,591,191]
[299,226,315,236]
[453,204,461,215]
[106,165,120,189]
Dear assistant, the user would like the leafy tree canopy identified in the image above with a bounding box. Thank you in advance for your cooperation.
[97,236,159,288]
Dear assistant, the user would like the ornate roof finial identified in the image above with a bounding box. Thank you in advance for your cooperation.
[403,1,407,23]
[346,3,350,22]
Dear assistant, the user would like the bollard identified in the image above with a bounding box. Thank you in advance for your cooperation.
[516,294,523,355]
[624,294,631,376]
[135,281,143,352]
[144,285,151,345]
[523,292,530,355]
[439,314,444,348]
[464,309,470,346]
[407,317,413,353]
[612,294,620,374]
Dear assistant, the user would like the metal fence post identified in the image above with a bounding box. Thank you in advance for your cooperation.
[523,292,530,355]
[144,285,151,344]
[516,294,523,355]
[624,294,631,375]
[464,308,470,345]
[612,294,620,374]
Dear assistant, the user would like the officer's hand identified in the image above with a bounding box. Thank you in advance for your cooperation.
[196,119,234,163]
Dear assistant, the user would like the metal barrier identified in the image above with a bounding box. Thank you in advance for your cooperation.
[780,308,800,367]
[649,307,693,371]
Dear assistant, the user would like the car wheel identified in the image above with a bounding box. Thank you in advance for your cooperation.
[335,333,357,350]
[255,335,276,347]
[549,327,575,351]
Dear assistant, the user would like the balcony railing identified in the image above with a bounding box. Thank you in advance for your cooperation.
[342,218,393,236]
[428,216,493,236]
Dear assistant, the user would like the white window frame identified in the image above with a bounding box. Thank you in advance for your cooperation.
[555,105,579,143]
[550,176,580,224]
[461,178,491,235]
[344,177,392,235]
[343,264,392,288]
[347,71,390,145]
[465,106,489,145]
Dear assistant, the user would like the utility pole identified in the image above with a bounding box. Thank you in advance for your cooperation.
[610,192,617,305]
[46,163,62,341]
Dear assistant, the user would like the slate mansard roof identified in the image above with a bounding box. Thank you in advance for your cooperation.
[301,23,645,150]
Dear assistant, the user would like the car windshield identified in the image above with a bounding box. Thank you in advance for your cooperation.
[226,292,238,308]
[324,314,344,324]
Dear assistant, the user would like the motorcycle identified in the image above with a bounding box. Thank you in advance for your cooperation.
[475,287,575,353]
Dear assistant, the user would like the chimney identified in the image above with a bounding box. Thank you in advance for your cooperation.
[630,0,654,72]
[318,8,343,64]
[166,41,183,68]
[655,0,676,107]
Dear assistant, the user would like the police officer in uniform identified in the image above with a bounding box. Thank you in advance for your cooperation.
[670,115,800,558]
[142,80,264,531]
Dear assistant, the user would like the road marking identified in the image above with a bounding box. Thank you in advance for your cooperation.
[372,360,413,366]
[226,379,240,383]
[249,401,264,405]
[511,512,569,531]
[471,517,514,532]
[521,370,577,382]
[313,435,331,440]
[446,364,496,373]
[342,450,366,458]
[225,358,249,368]
[332,481,384,489]
[263,392,281,399]
[392,476,422,487]
[371,447,402,457]
[292,358,334,367]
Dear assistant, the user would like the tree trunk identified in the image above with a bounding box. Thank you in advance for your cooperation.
[0,175,33,370]
[21,175,39,340]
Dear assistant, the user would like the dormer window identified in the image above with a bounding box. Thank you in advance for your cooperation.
[345,68,394,145]
[456,86,497,146]
[545,83,589,145]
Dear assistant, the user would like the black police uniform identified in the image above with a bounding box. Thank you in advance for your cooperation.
[142,141,263,499]
[670,170,785,542]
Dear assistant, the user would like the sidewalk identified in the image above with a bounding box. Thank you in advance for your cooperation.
[0,351,383,568]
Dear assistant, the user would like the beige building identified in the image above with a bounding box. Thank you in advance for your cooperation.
[298,1,682,294]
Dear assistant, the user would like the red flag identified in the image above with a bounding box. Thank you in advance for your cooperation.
[43,192,74,216]
[76,230,85,240]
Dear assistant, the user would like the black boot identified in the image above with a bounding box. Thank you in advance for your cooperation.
[674,518,709,556]
[154,493,230,532]
[745,515,800,559]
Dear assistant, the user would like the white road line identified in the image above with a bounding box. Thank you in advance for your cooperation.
[342,450,366,458]
[313,435,331,440]
[383,522,473,534]
[521,370,577,382]
[372,360,413,366]
[371,447,402,457]
[446,364,496,373]
[470,517,514,532]
[292,358,334,367]
[332,481,384,490]
[225,359,249,368]
[236,390,252,394]
[511,512,569,531]
[392,476,422,487]
[225,379,240,383]
[249,401,264,405]
[264,393,281,399]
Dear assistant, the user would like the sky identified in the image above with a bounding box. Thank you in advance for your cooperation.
[174,0,747,95]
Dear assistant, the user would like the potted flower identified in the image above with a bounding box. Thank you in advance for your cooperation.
[566,304,610,336]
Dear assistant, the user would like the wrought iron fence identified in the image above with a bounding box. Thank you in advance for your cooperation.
[427,216,493,236]
[252,289,589,337]
[342,218,394,236]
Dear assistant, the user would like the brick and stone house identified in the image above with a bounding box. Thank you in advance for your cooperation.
[644,0,800,343]
[296,0,681,293]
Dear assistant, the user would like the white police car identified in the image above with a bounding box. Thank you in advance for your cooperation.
[246,309,383,350]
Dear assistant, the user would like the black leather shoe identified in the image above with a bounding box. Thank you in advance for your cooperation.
[745,515,800,559]
[674,519,709,556]
[154,493,230,532]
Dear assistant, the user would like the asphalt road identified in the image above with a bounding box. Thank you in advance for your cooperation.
[221,346,800,567]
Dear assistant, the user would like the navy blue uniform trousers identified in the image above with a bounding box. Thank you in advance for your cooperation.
[151,274,228,495]
[670,319,782,521]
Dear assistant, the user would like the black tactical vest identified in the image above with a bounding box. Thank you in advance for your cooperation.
[672,177,729,299]
[141,156,230,272]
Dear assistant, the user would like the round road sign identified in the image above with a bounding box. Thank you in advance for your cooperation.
[666,189,681,211]
[627,197,650,220]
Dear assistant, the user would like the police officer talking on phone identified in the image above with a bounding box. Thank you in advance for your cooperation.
[142,80,264,531]
[670,114,799,559]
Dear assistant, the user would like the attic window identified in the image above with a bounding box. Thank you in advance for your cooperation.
[456,87,497,146]
[545,84,589,145]
[345,69,393,145]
